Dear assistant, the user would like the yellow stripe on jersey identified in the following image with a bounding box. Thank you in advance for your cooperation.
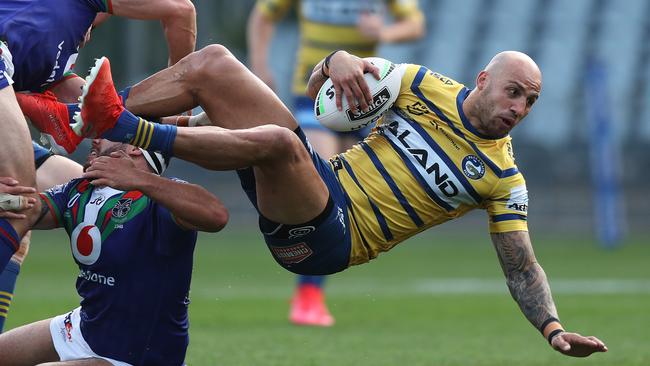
[336,64,528,266]
[255,0,423,94]
[0,291,13,299]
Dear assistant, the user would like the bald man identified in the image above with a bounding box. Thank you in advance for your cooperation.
[65,47,605,356]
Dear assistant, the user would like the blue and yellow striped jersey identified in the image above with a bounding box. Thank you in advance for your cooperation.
[255,0,423,95]
[334,64,530,266]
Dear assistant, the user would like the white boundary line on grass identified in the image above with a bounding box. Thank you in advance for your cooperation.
[192,278,650,299]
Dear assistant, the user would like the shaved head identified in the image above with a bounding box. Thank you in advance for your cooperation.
[484,51,542,81]
[463,51,542,137]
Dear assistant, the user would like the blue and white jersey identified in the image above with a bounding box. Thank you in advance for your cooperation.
[0,0,108,92]
[43,178,197,365]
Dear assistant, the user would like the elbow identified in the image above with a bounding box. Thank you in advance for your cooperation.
[206,206,229,233]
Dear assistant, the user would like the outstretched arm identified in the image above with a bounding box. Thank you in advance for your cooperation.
[491,231,607,357]
[111,0,196,65]
[83,152,228,232]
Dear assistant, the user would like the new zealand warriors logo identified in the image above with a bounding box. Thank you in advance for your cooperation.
[112,198,132,219]
[71,223,102,265]
[462,155,486,180]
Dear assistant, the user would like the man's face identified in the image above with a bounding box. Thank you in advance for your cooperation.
[474,67,541,137]
[84,139,128,171]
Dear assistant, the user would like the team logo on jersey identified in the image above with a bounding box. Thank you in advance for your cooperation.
[406,101,430,116]
[269,242,313,265]
[112,198,133,219]
[288,226,315,239]
[462,155,485,180]
[71,223,102,265]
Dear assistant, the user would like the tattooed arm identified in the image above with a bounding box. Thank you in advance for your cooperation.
[29,195,60,230]
[491,231,608,357]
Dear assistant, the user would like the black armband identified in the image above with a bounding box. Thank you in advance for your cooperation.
[547,329,565,344]
[320,50,342,78]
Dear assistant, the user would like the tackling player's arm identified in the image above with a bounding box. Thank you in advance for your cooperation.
[491,231,608,357]
[83,152,228,233]
[110,0,197,65]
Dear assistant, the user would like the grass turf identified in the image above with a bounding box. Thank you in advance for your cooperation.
[5,228,650,365]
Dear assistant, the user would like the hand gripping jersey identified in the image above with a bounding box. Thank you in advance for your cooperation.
[42,178,197,365]
[255,0,423,95]
[0,0,108,92]
[335,65,530,265]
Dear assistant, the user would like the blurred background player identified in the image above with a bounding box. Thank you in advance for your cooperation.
[0,139,227,365]
[0,0,197,332]
[247,0,425,327]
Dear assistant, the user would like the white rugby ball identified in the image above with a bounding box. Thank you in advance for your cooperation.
[314,57,404,132]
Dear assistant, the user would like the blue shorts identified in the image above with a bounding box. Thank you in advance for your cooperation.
[236,128,352,275]
[294,96,371,141]
[0,41,14,90]
[33,141,53,169]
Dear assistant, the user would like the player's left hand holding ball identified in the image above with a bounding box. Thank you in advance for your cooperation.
[327,51,381,114]
[551,331,608,357]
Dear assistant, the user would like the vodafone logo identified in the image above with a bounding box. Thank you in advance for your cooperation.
[71,223,102,265]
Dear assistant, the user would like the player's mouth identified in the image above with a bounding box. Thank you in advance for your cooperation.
[499,116,516,128]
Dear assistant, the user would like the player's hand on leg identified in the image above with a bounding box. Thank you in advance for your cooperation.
[551,331,608,357]
[0,178,36,219]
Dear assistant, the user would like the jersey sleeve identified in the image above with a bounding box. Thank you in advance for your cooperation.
[485,174,529,233]
[41,181,74,228]
[255,0,294,21]
[388,0,424,20]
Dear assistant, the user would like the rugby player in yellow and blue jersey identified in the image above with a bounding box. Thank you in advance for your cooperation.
[248,0,424,326]
[59,43,607,357]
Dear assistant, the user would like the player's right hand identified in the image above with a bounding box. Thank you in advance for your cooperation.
[551,331,608,357]
[0,177,36,219]
[326,51,380,114]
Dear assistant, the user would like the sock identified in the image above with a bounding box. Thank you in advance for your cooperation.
[0,219,19,272]
[0,260,20,332]
[298,275,326,288]
[103,109,177,156]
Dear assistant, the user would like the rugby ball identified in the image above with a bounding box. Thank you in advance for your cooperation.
[314,57,404,132]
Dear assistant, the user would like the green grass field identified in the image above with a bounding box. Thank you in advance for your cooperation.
[5,228,650,365]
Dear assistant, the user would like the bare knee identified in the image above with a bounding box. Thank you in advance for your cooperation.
[181,44,242,89]
[249,125,309,165]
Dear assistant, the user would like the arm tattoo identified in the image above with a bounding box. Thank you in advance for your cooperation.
[491,231,558,331]
[33,196,51,227]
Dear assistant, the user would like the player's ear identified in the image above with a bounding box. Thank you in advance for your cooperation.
[126,146,143,158]
[476,70,488,91]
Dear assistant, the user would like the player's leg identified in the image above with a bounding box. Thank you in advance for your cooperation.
[76,47,328,225]
[0,318,59,364]
[124,44,297,130]
[0,85,39,271]
[0,147,82,333]
[288,98,339,326]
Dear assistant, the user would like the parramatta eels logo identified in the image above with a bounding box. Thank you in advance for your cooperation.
[71,223,102,265]
[111,198,132,220]
[462,155,485,180]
